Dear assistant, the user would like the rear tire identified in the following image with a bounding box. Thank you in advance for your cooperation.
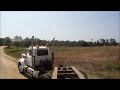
[18,63,24,73]
[38,73,52,79]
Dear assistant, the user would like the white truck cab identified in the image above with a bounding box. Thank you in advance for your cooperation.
[24,46,51,67]
[18,45,53,77]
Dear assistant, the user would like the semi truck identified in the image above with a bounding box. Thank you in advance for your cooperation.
[18,36,87,79]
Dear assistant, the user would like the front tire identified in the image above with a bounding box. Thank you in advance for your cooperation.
[18,63,24,73]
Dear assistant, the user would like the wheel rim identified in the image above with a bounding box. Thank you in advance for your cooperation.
[18,64,23,72]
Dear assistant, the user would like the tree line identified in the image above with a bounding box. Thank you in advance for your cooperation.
[0,35,119,50]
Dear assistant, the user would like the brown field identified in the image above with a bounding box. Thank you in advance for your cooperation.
[52,46,120,79]
[53,46,119,65]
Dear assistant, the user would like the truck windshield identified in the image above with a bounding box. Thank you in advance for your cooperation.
[37,49,48,56]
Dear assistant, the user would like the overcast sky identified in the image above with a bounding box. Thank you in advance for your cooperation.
[0,11,119,42]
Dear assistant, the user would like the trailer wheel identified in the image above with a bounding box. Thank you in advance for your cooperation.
[39,73,52,79]
[18,63,24,73]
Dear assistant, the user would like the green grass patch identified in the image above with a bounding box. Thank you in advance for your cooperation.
[106,62,120,71]
[4,46,24,60]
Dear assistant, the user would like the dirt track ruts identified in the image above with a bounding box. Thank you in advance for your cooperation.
[0,46,27,79]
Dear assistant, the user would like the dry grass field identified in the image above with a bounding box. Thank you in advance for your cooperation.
[53,46,120,79]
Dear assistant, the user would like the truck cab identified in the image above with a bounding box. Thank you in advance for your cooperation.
[18,45,53,75]
[25,46,51,68]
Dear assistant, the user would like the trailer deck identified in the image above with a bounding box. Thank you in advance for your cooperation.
[52,66,85,79]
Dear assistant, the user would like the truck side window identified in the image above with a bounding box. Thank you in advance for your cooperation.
[37,49,48,56]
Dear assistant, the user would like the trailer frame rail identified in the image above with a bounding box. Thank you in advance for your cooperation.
[52,66,85,79]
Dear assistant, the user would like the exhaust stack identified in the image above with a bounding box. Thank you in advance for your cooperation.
[31,36,35,68]
[52,37,55,65]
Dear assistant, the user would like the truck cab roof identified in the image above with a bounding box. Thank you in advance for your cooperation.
[28,46,49,50]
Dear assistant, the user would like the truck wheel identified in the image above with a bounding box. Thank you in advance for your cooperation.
[39,73,52,79]
[18,63,24,73]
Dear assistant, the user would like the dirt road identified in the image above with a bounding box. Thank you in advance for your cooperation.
[0,46,27,79]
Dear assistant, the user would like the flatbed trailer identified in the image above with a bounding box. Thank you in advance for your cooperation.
[52,66,86,79]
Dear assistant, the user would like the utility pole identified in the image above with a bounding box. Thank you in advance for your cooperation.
[91,39,93,47]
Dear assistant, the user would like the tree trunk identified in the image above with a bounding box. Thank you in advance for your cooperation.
[17,46,18,50]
